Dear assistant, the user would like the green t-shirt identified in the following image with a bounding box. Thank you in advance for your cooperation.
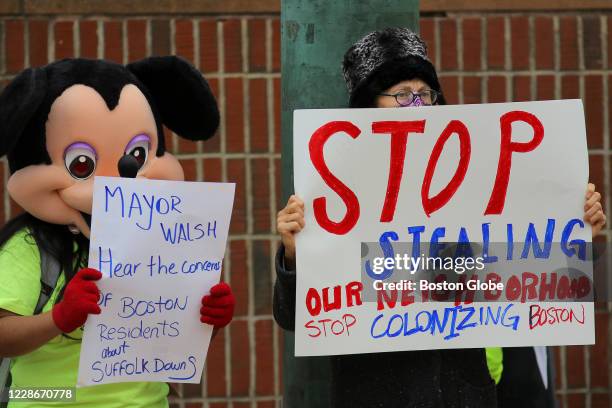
[486,347,503,384]
[0,229,169,407]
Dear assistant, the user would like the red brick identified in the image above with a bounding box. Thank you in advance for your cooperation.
[203,158,222,182]
[250,78,269,152]
[28,20,47,67]
[54,20,74,59]
[162,127,175,154]
[209,404,228,408]
[233,403,250,408]
[272,19,280,72]
[584,75,603,149]
[175,19,194,65]
[534,17,554,70]
[230,240,248,316]
[184,403,203,408]
[274,157,282,213]
[252,158,271,234]
[512,76,531,101]
[253,240,272,314]
[462,76,481,104]
[203,78,221,153]
[177,136,198,155]
[566,345,586,387]
[257,402,276,408]
[274,77,281,153]
[104,21,123,63]
[9,199,23,217]
[510,16,530,70]
[582,16,602,70]
[462,18,481,71]
[227,159,246,234]
[487,76,506,103]
[79,20,98,59]
[608,75,612,147]
[439,75,459,104]
[439,19,457,71]
[566,394,586,408]
[420,18,436,67]
[590,312,609,387]
[536,75,555,100]
[5,20,24,73]
[486,16,505,69]
[199,20,218,73]
[179,158,197,181]
[182,381,202,398]
[151,19,170,56]
[230,320,250,395]
[127,19,147,62]
[592,393,610,408]
[225,78,245,152]
[560,17,578,70]
[224,19,242,72]
[561,75,579,99]
[249,19,266,72]
[255,320,274,395]
[608,16,612,68]
[589,155,604,207]
[206,328,226,397]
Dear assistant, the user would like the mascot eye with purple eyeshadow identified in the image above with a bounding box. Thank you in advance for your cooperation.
[64,142,97,180]
[124,134,150,169]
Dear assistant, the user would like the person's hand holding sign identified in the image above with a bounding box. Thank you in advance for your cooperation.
[277,195,305,271]
[585,183,606,236]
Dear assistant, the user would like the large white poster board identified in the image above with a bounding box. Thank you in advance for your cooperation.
[78,177,234,385]
[293,100,594,356]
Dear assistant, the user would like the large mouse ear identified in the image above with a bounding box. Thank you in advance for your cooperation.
[127,56,219,141]
[0,67,47,157]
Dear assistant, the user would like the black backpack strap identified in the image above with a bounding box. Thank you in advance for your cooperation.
[0,245,62,406]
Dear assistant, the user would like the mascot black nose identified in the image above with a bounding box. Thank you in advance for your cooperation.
[118,155,139,178]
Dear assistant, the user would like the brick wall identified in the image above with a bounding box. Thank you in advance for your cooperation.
[0,5,610,408]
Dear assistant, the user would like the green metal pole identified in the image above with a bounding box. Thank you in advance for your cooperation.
[280,1,420,406]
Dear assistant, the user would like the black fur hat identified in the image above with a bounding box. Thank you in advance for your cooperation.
[342,27,446,108]
[0,56,219,173]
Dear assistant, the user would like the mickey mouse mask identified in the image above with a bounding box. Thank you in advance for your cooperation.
[0,56,219,238]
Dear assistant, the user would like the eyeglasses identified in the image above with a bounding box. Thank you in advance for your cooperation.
[378,89,441,107]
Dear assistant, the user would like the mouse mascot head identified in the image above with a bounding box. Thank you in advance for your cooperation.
[0,56,218,281]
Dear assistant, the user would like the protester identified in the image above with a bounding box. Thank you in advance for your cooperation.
[273,28,606,407]
[0,57,235,408]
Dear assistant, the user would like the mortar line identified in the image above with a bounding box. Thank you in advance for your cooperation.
[457,17,464,104]
[73,17,80,58]
[96,19,103,58]
[47,15,54,63]
[240,16,257,408]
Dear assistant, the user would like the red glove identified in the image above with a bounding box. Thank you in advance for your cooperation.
[52,268,102,333]
[200,282,235,328]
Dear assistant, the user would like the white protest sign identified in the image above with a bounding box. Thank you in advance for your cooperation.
[293,100,594,356]
[78,177,234,386]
